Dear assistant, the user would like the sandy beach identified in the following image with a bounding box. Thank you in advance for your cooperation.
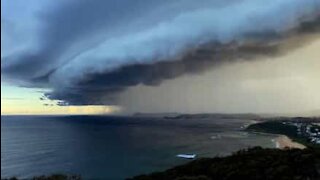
[274,135,306,149]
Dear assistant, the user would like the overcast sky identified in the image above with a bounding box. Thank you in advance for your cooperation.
[1,0,320,115]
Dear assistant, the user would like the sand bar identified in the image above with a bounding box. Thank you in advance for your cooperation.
[274,135,306,149]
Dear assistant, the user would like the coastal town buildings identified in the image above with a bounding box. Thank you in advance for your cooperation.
[282,120,320,144]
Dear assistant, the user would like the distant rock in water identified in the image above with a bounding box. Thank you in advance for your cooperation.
[132,113,262,120]
[164,113,261,120]
[133,112,180,118]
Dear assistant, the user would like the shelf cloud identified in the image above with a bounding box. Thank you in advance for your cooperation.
[2,0,320,106]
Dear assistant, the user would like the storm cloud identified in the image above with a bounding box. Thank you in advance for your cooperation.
[2,0,320,105]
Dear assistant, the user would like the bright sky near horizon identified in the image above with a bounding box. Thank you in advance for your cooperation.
[1,85,121,115]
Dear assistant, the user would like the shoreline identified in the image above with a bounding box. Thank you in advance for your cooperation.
[249,131,306,149]
[241,119,259,129]
[273,135,306,149]
[248,130,306,149]
[243,119,307,149]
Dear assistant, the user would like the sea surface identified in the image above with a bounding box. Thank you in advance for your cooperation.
[1,115,276,179]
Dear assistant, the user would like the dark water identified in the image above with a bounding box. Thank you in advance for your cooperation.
[1,115,276,179]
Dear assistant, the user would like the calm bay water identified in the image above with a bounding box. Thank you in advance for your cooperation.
[1,115,276,179]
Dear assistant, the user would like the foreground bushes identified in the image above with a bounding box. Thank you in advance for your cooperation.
[130,147,320,180]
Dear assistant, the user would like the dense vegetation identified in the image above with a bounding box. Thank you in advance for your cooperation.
[247,121,298,137]
[129,147,320,180]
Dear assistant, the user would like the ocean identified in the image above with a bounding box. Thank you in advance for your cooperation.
[1,115,276,179]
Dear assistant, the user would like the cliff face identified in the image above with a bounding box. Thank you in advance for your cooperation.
[129,147,320,180]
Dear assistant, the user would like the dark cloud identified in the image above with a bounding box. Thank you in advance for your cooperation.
[1,0,320,106]
[2,0,213,80]
[48,31,320,105]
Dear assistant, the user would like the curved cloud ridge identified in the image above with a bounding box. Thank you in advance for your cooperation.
[2,0,320,105]
[51,0,319,85]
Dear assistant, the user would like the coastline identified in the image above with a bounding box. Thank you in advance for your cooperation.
[241,119,259,129]
[273,135,306,149]
[244,120,306,149]
[247,130,306,149]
